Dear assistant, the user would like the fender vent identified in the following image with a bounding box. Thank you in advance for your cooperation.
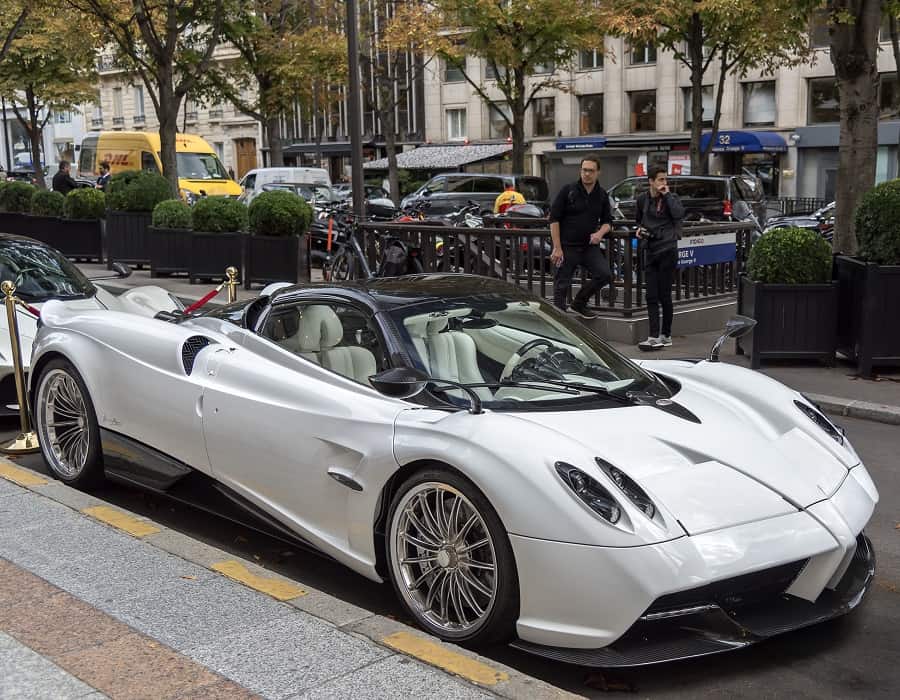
[182,336,214,375]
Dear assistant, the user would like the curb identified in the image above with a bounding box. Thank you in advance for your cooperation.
[0,459,581,700]
[807,392,900,427]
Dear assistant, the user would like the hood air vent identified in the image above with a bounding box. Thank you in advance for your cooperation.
[182,336,215,375]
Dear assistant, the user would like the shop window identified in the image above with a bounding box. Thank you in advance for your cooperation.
[629,40,657,65]
[532,97,555,137]
[744,81,776,127]
[579,49,603,71]
[879,73,899,120]
[447,108,467,141]
[629,90,656,131]
[683,86,714,129]
[808,78,840,124]
[579,94,603,135]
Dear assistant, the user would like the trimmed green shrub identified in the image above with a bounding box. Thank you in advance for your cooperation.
[106,170,172,212]
[748,226,832,285]
[0,181,37,213]
[31,189,65,217]
[191,197,248,233]
[64,188,106,220]
[152,199,193,229]
[248,190,312,237]
[854,179,900,265]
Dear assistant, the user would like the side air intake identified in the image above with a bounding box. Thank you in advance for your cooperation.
[182,336,214,375]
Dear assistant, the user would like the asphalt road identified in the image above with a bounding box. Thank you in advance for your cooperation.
[3,415,898,698]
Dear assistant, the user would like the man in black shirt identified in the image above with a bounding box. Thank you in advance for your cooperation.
[51,161,78,196]
[548,157,613,319]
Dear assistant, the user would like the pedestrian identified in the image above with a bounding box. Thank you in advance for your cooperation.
[95,161,111,191]
[548,156,613,319]
[493,183,526,214]
[51,160,78,196]
[635,164,685,351]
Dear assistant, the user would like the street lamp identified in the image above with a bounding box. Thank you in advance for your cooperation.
[345,0,365,217]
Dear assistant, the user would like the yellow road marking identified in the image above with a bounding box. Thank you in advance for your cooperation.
[381,631,509,686]
[211,560,306,601]
[0,462,48,486]
[81,506,160,538]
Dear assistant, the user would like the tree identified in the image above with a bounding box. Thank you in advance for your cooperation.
[826,1,882,255]
[609,1,818,174]
[203,0,346,168]
[386,1,605,173]
[0,8,99,187]
[68,0,228,195]
[0,2,30,64]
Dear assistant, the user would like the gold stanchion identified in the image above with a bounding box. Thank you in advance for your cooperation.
[1,280,39,454]
[225,266,238,304]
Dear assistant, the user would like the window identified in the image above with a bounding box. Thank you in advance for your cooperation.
[532,60,555,74]
[184,98,197,121]
[488,102,511,139]
[134,86,145,117]
[262,303,386,385]
[629,90,656,131]
[141,152,159,173]
[808,78,840,124]
[880,73,899,120]
[532,97,555,137]
[472,177,503,193]
[446,108,467,141]
[881,15,896,43]
[485,62,507,81]
[579,49,603,70]
[54,111,72,124]
[809,9,830,48]
[91,104,103,128]
[54,140,74,163]
[112,87,123,126]
[629,40,657,65]
[78,137,97,176]
[579,94,603,134]
[443,59,464,83]
[743,81,776,127]
[683,86,714,129]
[445,176,475,193]
[213,141,225,162]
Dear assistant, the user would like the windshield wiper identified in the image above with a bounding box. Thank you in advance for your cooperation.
[506,378,636,405]
[431,381,580,396]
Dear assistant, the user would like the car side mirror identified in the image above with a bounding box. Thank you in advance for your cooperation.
[112,262,132,279]
[421,189,431,197]
[708,315,756,362]
[369,367,430,399]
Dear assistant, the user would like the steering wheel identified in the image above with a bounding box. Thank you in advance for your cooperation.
[499,338,555,382]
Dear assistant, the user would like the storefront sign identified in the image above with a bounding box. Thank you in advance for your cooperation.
[677,231,736,268]
[555,137,607,150]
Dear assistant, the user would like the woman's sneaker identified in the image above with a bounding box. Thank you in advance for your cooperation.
[638,336,664,351]
[660,335,673,347]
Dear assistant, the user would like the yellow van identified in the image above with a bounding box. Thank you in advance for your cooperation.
[76,131,242,202]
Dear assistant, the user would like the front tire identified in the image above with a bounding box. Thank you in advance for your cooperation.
[329,247,356,281]
[34,358,104,488]
[386,468,519,645]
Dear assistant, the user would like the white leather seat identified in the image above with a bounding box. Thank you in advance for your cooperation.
[283,305,377,385]
[405,316,492,401]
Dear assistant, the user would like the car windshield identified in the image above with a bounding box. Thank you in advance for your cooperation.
[388,295,671,410]
[176,152,228,180]
[0,239,95,302]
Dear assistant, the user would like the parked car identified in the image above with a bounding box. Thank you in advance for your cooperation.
[763,201,835,242]
[400,173,550,216]
[30,276,876,663]
[609,175,767,228]
[0,234,181,414]
[238,167,332,206]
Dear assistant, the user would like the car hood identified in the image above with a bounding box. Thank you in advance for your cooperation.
[504,360,857,536]
[766,215,818,229]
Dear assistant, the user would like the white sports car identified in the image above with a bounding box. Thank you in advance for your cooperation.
[0,233,181,413]
[28,274,877,666]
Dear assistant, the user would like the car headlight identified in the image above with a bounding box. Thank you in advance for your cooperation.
[180,189,197,206]
[555,462,622,523]
[795,399,844,445]
[595,458,658,520]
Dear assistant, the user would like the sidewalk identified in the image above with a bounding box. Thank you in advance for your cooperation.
[77,263,900,424]
[0,460,573,700]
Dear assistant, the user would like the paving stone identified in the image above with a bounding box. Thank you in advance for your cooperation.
[185,613,392,700]
[286,589,374,628]
[0,476,25,498]
[296,654,496,700]
[0,631,103,700]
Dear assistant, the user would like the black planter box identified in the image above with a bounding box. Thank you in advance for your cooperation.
[245,235,300,289]
[54,219,104,262]
[17,214,55,241]
[736,274,838,369]
[149,227,192,277]
[106,211,153,269]
[0,211,27,236]
[190,231,246,284]
[835,255,900,377]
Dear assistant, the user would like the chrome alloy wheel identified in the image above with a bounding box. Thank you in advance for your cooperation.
[390,482,498,636]
[37,369,91,478]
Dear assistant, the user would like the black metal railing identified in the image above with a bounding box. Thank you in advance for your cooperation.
[112,116,124,126]
[354,220,757,317]
[133,114,145,125]
[770,197,828,216]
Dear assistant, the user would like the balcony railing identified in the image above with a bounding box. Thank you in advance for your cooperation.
[185,111,198,122]
[91,118,103,128]
[133,114,145,125]
[209,109,223,119]
[112,116,125,126]
[96,56,122,72]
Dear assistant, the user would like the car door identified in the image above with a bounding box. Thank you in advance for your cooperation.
[200,300,401,559]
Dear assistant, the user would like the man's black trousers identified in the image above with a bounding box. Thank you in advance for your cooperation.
[553,244,612,309]
[644,248,679,338]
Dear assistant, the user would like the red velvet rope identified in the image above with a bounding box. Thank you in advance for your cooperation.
[183,288,221,314]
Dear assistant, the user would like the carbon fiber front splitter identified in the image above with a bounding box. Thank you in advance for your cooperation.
[510,534,875,668]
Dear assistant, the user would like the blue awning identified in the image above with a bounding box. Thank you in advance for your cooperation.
[700,130,788,153]
[555,136,607,151]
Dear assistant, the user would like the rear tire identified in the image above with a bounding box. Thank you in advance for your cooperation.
[329,247,356,281]
[34,358,104,488]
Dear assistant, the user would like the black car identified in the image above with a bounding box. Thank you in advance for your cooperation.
[609,175,767,227]
[400,173,550,216]
[763,201,834,242]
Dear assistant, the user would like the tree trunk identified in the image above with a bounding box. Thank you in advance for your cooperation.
[156,74,181,197]
[266,115,284,167]
[830,0,880,255]
[510,70,526,174]
[889,17,900,177]
[25,88,45,189]
[688,13,707,175]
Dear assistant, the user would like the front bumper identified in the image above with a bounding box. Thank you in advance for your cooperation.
[511,533,874,667]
